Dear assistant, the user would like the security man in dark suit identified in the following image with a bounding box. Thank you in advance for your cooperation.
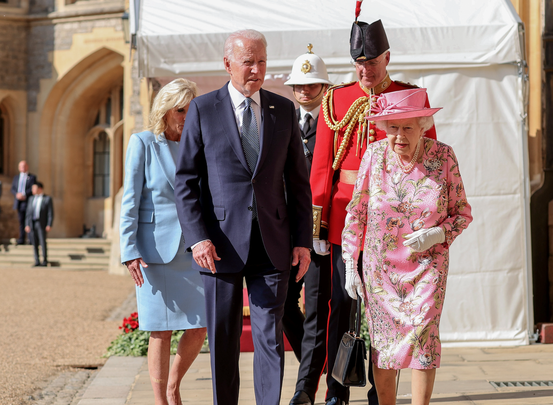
[282,44,333,405]
[11,160,36,245]
[25,182,54,266]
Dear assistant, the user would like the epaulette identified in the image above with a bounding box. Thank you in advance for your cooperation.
[395,80,420,89]
[327,80,357,92]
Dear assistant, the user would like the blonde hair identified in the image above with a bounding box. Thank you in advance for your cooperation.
[147,78,198,136]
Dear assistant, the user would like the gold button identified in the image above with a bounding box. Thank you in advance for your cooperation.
[369,112,375,116]
[369,129,375,135]
[369,136,375,142]
[303,139,308,144]
[370,121,375,125]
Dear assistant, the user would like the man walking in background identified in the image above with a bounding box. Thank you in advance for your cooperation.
[25,182,54,267]
[11,160,36,245]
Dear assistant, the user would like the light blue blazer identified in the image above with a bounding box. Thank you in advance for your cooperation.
[120,131,183,264]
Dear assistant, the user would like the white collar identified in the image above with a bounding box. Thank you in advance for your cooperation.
[299,105,320,121]
[228,82,261,109]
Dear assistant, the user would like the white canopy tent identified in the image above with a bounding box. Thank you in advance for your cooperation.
[135,0,532,346]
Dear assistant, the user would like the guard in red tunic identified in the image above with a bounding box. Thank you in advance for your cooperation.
[310,19,437,405]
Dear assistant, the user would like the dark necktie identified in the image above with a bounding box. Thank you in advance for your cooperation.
[241,98,260,219]
[302,113,312,135]
[241,98,260,172]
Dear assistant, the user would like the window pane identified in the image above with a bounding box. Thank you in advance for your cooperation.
[119,86,124,121]
[93,176,103,197]
[104,175,110,197]
[93,131,110,197]
[103,153,110,174]
[106,97,112,126]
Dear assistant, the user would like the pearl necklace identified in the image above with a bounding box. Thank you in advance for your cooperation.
[395,138,422,174]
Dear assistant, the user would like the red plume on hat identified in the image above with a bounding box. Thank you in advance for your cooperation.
[355,0,363,21]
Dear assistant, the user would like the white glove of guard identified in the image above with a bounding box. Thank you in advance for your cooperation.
[313,239,331,256]
[403,227,445,252]
[344,257,364,302]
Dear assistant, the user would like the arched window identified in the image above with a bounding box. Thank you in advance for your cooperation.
[93,131,110,197]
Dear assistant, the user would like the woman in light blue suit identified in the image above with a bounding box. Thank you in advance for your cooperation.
[120,78,206,405]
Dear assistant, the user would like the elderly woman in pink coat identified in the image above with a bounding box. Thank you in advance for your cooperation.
[341,88,472,405]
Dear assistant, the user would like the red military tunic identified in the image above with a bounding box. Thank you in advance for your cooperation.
[310,74,437,245]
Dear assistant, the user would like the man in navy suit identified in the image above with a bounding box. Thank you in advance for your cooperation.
[174,29,313,405]
[25,182,54,266]
[10,160,36,245]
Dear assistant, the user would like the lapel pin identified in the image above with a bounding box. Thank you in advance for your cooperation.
[269,105,275,109]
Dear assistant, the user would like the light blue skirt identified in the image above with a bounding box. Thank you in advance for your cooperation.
[136,243,206,331]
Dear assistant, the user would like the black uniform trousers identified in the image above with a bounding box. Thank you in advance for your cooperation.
[326,243,378,404]
[283,250,332,400]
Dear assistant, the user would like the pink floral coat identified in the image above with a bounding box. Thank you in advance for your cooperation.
[342,138,472,370]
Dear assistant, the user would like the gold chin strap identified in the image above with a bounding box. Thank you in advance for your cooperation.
[293,84,327,108]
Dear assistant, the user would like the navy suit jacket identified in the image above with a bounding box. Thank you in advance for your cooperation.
[10,173,36,211]
[174,84,312,273]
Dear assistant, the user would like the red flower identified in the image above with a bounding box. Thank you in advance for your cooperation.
[120,312,140,334]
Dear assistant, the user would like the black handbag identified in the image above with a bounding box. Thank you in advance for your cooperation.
[331,295,367,387]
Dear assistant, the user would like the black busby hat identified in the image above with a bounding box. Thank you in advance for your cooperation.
[350,19,390,61]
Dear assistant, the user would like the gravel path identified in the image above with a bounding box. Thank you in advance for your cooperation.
[0,265,135,405]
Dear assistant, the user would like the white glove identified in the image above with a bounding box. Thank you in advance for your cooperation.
[313,239,331,256]
[344,258,364,302]
[403,227,445,252]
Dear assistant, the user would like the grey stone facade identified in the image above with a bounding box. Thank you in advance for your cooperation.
[0,23,28,91]
[27,24,54,111]
[130,55,143,134]
[27,17,123,111]
[29,0,54,14]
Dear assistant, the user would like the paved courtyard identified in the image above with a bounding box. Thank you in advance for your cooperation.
[80,344,553,404]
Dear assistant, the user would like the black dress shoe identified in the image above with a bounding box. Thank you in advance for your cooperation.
[326,398,347,405]
[40,262,48,267]
[32,262,41,267]
[290,390,313,405]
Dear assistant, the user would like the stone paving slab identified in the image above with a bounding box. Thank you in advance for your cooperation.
[79,345,553,404]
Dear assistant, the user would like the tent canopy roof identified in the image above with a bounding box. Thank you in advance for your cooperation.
[136,0,523,77]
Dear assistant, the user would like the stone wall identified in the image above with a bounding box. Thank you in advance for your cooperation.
[0,23,28,91]
[130,55,143,134]
[27,24,54,111]
[27,16,122,111]
[29,0,54,14]
[54,17,122,51]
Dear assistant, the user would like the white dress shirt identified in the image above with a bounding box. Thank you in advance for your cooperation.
[33,194,43,220]
[298,105,320,130]
[227,82,263,135]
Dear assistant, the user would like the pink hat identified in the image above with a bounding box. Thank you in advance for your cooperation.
[368,88,442,121]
